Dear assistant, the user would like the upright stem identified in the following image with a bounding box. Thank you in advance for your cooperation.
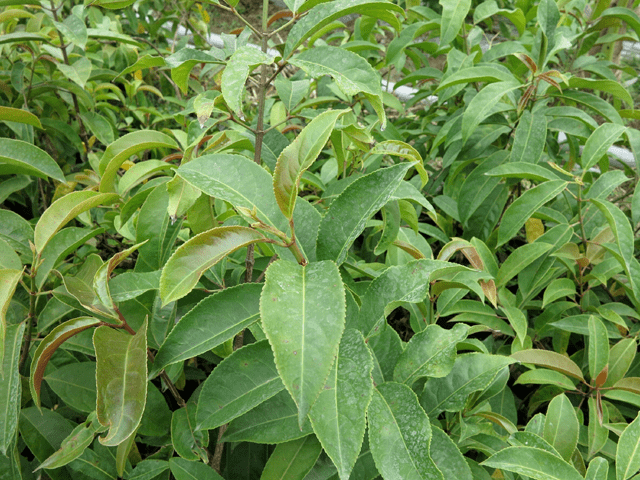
[49,0,89,162]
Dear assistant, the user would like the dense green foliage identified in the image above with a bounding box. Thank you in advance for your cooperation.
[1,0,640,478]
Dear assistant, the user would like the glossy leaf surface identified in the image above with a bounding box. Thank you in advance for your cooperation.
[0,138,65,182]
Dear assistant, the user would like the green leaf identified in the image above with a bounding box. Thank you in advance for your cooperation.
[222,390,313,444]
[34,191,119,253]
[511,349,584,381]
[588,397,608,459]
[481,446,583,480]
[274,109,347,219]
[581,124,627,172]
[0,268,21,366]
[590,199,639,302]
[260,435,323,480]
[496,242,554,287]
[94,318,147,446]
[289,46,386,129]
[94,0,136,8]
[56,13,87,49]
[283,0,403,57]
[355,259,464,339]
[30,317,101,408]
[394,323,469,386]
[568,79,633,108]
[196,341,284,431]
[44,362,97,414]
[153,283,261,375]
[167,176,201,220]
[502,305,528,346]
[98,131,180,192]
[586,457,609,480]
[109,271,160,302]
[435,65,517,92]
[316,163,412,265]
[371,140,428,187]
[129,460,170,480]
[274,77,310,111]
[0,322,24,455]
[261,259,345,427]
[588,315,609,382]
[430,426,473,480]
[0,138,65,182]
[116,54,166,79]
[497,180,568,247]
[56,57,91,89]
[160,226,266,305]
[308,329,373,480]
[543,394,578,461]
[169,457,224,480]
[166,48,224,95]
[0,243,20,270]
[617,411,640,480]
[511,110,548,164]
[458,151,507,223]
[420,353,515,415]
[461,82,520,144]
[172,406,208,462]
[36,227,104,288]
[368,382,443,480]
[604,338,636,387]
[542,278,576,308]
[0,106,41,129]
[36,413,103,471]
[20,407,73,471]
[439,0,472,46]
[537,0,560,43]
[514,369,577,390]
[222,46,274,117]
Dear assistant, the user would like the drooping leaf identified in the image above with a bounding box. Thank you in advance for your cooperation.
[511,349,584,381]
[368,382,443,480]
[0,138,66,182]
[152,283,262,375]
[222,46,274,117]
[274,109,347,219]
[497,180,568,247]
[394,323,469,386]
[617,411,640,480]
[261,259,345,427]
[172,406,208,462]
[196,341,284,431]
[316,163,412,265]
[30,317,101,408]
[309,329,373,480]
[94,318,147,446]
[98,131,180,193]
[34,191,119,253]
[159,226,266,305]
[290,46,386,128]
[260,435,323,480]
[420,353,515,415]
[543,394,579,461]
[481,446,583,480]
[0,322,24,455]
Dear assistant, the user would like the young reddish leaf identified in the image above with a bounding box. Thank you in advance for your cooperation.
[93,241,147,310]
[159,226,266,305]
[273,109,347,219]
[30,317,101,408]
[94,318,147,446]
[511,349,585,381]
[34,191,119,253]
[261,259,345,428]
